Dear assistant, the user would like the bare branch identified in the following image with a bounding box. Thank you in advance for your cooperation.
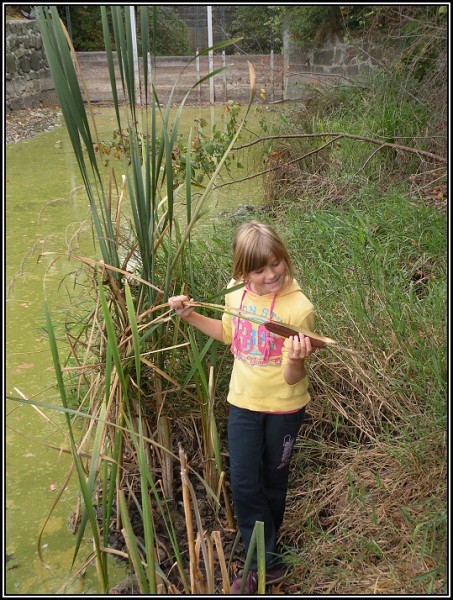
[233,133,446,164]
[215,136,342,189]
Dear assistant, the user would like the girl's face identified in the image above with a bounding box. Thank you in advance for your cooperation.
[247,253,287,296]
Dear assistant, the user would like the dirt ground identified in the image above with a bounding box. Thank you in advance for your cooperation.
[6,105,63,144]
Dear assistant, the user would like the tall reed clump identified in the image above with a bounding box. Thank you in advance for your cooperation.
[35,5,260,594]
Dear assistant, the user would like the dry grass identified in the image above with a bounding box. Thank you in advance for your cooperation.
[271,299,447,594]
[282,437,446,594]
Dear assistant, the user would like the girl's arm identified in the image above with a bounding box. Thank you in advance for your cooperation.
[283,334,312,385]
[168,295,224,342]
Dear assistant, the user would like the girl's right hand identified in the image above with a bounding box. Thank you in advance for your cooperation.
[168,295,195,319]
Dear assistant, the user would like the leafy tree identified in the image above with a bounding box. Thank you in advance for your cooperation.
[283,5,369,46]
[64,5,189,55]
[143,6,189,56]
[68,5,106,51]
[228,6,284,53]
[282,5,447,48]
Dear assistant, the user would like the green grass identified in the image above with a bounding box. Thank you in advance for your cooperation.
[195,77,447,589]
[227,70,446,592]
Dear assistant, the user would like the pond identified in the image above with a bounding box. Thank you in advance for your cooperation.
[5,103,278,594]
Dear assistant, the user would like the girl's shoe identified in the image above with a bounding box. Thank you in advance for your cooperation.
[230,571,258,595]
[230,568,287,594]
[266,567,286,584]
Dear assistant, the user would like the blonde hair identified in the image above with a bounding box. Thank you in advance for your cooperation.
[232,221,294,281]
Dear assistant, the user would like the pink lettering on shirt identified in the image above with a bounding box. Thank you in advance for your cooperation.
[231,317,285,366]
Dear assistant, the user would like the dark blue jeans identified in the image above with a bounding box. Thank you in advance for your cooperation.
[228,404,306,570]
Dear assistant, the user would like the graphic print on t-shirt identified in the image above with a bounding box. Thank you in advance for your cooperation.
[230,303,285,366]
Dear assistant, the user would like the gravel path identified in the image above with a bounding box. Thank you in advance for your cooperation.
[6,106,63,144]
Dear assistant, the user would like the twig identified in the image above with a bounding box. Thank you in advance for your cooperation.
[286,70,357,86]
[215,136,342,189]
[357,144,386,173]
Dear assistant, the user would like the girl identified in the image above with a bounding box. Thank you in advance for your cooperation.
[169,221,316,594]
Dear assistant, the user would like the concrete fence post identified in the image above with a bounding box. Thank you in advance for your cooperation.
[270,49,274,103]
[207,6,214,103]
[196,50,201,105]
[129,7,141,105]
[222,50,227,102]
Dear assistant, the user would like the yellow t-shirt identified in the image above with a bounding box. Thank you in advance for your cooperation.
[222,278,315,412]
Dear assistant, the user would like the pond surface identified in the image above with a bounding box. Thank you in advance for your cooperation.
[5,111,118,595]
[5,104,276,594]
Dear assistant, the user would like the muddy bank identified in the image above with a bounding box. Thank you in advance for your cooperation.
[6,106,63,144]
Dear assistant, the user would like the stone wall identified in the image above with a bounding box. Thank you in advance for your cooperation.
[5,16,386,111]
[283,31,382,99]
[5,19,57,111]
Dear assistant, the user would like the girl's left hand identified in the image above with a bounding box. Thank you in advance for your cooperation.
[287,334,312,360]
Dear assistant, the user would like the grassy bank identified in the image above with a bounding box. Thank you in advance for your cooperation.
[193,172,447,594]
[186,51,448,590]
[262,193,445,594]
[209,70,447,593]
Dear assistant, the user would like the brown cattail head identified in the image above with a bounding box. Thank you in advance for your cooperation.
[264,321,336,347]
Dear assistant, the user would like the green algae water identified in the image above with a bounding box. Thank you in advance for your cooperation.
[5,115,122,595]
[5,103,276,594]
